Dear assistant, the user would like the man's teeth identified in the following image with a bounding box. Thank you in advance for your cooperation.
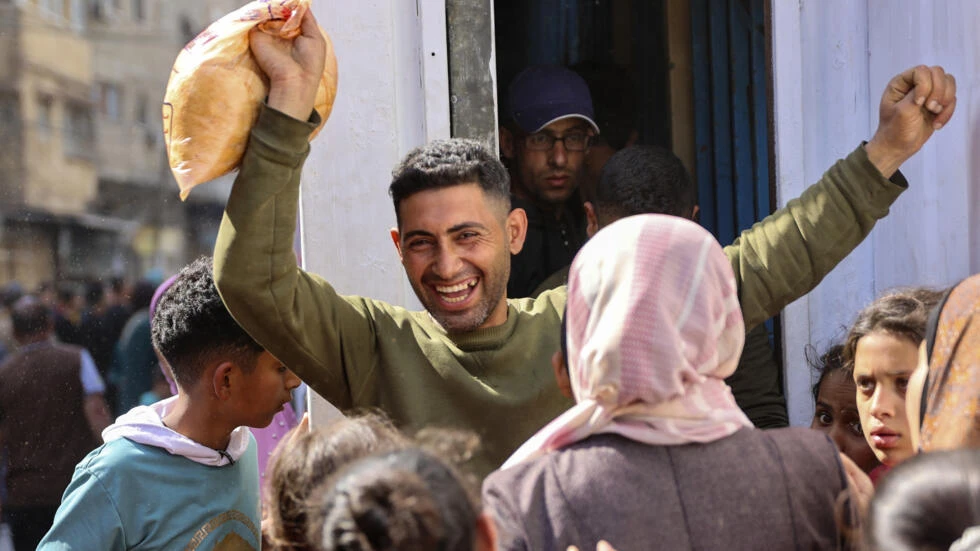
[436,280,476,293]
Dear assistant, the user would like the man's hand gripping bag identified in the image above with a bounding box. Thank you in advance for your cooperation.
[163,0,337,199]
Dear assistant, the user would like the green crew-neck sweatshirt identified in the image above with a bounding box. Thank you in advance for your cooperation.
[214,105,906,475]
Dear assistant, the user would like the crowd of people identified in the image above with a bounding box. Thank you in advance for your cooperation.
[0,8,976,551]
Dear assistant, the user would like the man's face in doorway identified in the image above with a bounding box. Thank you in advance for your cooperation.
[512,118,592,206]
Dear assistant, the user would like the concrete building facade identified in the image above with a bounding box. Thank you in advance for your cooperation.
[0,0,241,289]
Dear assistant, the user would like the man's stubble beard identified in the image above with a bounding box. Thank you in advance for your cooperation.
[408,261,510,334]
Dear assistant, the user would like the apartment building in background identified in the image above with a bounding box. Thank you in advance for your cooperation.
[0,0,241,289]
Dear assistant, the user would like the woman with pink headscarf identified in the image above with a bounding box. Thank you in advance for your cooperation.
[483,215,850,551]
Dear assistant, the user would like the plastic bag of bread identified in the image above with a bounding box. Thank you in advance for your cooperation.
[163,0,338,200]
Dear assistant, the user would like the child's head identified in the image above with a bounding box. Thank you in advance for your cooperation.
[306,448,494,551]
[151,256,300,428]
[265,413,410,550]
[864,448,980,551]
[809,344,880,474]
[842,288,943,467]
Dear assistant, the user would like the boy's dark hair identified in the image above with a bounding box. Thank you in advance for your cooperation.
[150,257,263,389]
[11,296,51,337]
[808,343,846,402]
[842,287,945,370]
[594,145,696,223]
[307,448,479,551]
[389,139,510,226]
[865,449,980,551]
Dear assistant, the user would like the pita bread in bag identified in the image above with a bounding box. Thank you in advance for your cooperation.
[163,0,338,200]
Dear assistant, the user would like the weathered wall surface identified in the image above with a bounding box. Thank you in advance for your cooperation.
[772,0,980,425]
[302,0,452,423]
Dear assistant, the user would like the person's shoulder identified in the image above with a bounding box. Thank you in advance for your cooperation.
[77,438,147,473]
[510,285,567,314]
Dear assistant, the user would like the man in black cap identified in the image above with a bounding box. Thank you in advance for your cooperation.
[499,66,600,298]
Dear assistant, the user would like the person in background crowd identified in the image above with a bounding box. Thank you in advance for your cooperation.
[810,343,881,474]
[499,65,595,298]
[39,257,302,549]
[53,283,84,346]
[0,296,111,550]
[110,280,159,414]
[484,215,849,551]
[864,449,980,551]
[0,283,23,362]
[842,288,943,476]
[906,273,979,452]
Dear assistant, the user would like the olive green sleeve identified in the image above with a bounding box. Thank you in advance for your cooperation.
[212,105,379,410]
[725,144,908,330]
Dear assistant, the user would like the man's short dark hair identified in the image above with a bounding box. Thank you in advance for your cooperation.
[151,257,264,389]
[11,296,50,337]
[389,139,510,226]
[595,145,696,222]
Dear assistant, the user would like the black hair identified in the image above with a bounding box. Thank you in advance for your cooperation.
[865,448,980,551]
[0,282,23,309]
[808,343,846,403]
[110,276,125,294]
[85,280,104,307]
[56,283,79,306]
[11,296,51,337]
[389,139,510,227]
[130,280,157,312]
[308,448,479,551]
[150,257,264,389]
[594,145,696,224]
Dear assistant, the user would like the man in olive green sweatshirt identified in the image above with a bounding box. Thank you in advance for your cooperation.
[213,10,956,475]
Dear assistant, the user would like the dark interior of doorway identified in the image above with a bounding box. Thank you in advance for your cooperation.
[492,0,783,375]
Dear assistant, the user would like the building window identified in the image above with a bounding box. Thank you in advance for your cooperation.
[131,0,144,21]
[0,94,18,140]
[64,103,94,159]
[36,95,53,141]
[98,82,121,121]
[134,93,148,125]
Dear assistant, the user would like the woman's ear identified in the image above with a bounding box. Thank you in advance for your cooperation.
[475,512,498,551]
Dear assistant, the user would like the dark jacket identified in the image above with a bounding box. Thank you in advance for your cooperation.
[508,195,587,298]
[0,341,101,506]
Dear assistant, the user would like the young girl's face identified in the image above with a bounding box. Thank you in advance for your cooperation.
[811,369,880,473]
[853,331,920,466]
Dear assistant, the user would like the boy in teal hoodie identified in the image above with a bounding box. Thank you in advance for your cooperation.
[38,257,302,550]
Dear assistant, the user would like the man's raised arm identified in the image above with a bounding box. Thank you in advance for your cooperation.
[726,65,956,330]
[213,10,376,409]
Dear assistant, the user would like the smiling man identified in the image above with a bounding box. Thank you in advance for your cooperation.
[213,10,955,476]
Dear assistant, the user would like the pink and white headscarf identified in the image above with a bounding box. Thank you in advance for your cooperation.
[503,214,752,468]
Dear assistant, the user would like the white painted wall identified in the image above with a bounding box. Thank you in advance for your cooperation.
[300,0,451,424]
[772,0,980,425]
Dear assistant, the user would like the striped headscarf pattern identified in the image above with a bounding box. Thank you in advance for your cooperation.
[504,215,751,468]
